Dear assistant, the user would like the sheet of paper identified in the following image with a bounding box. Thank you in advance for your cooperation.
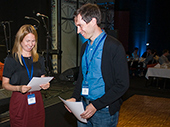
[58,96,87,123]
[27,77,53,92]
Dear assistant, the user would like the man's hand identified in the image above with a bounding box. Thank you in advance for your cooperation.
[80,103,97,119]
[65,98,76,113]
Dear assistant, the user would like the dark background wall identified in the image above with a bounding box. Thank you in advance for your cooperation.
[114,11,130,52]
[115,0,170,56]
[0,0,51,62]
[1,0,170,60]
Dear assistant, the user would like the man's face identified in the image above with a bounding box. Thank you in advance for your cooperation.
[74,14,94,39]
[147,49,151,54]
[165,51,169,56]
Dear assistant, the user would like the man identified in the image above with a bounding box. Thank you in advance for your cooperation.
[132,47,139,60]
[66,3,129,127]
[142,48,151,58]
[159,49,170,65]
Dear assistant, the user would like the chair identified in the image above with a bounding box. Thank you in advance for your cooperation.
[130,61,139,76]
[146,63,157,68]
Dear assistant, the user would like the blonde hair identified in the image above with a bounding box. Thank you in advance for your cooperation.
[12,24,39,65]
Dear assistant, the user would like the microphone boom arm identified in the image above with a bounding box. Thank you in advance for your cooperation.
[25,16,40,29]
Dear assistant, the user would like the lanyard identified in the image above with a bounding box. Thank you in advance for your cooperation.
[85,34,106,78]
[21,55,33,81]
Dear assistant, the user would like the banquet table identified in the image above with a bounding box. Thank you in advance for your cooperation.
[145,67,170,88]
[145,67,170,79]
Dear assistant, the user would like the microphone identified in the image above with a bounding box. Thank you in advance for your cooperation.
[25,16,40,23]
[0,22,5,27]
[25,16,40,29]
[36,13,48,18]
[25,16,32,19]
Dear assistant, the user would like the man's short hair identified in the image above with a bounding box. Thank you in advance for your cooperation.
[73,3,101,25]
[163,49,169,54]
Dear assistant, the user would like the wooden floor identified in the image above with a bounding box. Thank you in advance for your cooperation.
[117,95,170,127]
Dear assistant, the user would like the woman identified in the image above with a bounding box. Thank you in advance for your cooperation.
[2,24,50,127]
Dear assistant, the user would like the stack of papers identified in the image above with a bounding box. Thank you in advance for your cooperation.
[27,77,54,92]
[59,96,87,123]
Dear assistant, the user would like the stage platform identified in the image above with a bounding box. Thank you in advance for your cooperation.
[1,75,170,127]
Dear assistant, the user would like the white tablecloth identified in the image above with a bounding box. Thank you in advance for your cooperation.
[145,67,170,79]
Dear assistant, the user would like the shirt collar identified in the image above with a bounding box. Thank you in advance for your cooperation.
[87,30,106,46]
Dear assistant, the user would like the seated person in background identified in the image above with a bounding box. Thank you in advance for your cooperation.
[132,47,139,61]
[167,54,170,61]
[130,48,139,76]
[138,48,152,69]
[138,49,158,76]
[159,49,170,65]
[139,48,152,63]
[153,52,159,63]
[144,49,158,66]
[142,48,151,58]
[126,51,132,62]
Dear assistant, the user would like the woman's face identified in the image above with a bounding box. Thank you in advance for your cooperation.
[21,33,36,55]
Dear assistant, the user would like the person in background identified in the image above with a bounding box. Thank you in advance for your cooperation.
[159,49,170,65]
[144,49,158,66]
[167,53,170,61]
[142,47,151,58]
[126,51,132,62]
[130,47,139,76]
[126,51,133,71]
[2,24,50,127]
[138,48,151,66]
[132,47,139,60]
[65,3,129,127]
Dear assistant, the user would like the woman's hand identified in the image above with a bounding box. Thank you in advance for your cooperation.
[2,77,31,93]
[40,82,50,90]
[40,75,51,90]
[19,85,32,93]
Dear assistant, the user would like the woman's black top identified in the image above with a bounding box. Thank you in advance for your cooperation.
[3,54,46,85]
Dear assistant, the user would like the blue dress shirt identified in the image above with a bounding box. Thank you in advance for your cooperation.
[81,31,107,100]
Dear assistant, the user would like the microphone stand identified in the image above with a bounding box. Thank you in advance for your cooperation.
[1,23,10,55]
[41,17,51,75]
[34,16,52,99]
[7,22,12,54]
[32,18,40,29]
